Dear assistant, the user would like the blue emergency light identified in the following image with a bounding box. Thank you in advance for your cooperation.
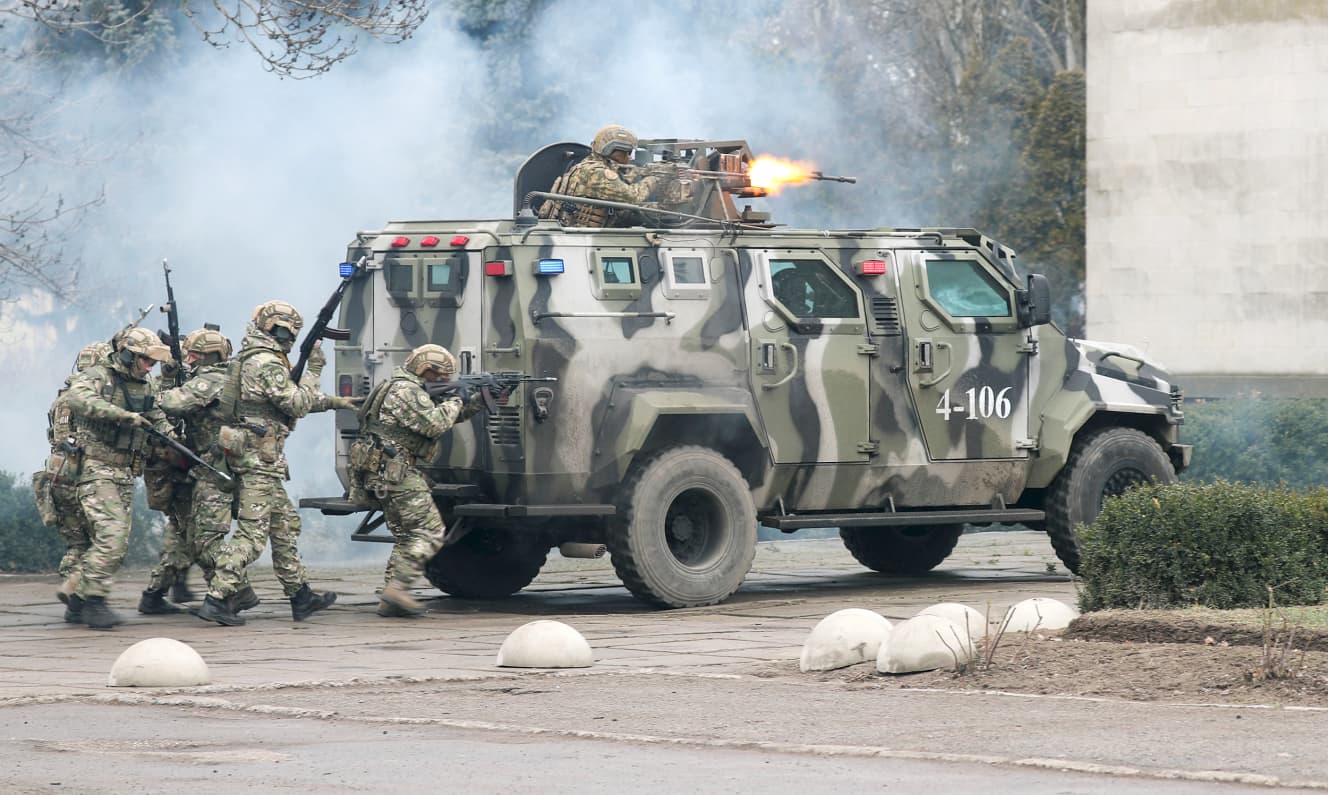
[338,262,356,277]
[536,258,565,275]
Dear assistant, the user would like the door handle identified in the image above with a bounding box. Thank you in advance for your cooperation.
[761,343,800,391]
[918,341,953,388]
[760,342,776,372]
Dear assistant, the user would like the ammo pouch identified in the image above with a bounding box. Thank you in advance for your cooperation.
[218,425,247,459]
[45,448,81,487]
[381,452,409,486]
[143,466,177,511]
[31,470,58,528]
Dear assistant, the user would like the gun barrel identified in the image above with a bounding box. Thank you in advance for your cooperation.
[810,171,857,184]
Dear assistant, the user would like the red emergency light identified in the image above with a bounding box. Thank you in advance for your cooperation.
[390,236,410,248]
[485,260,513,277]
[857,259,888,276]
[420,235,440,247]
[450,235,470,247]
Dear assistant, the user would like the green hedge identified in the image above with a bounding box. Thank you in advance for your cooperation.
[1078,481,1328,611]
[0,471,162,573]
[1182,398,1328,489]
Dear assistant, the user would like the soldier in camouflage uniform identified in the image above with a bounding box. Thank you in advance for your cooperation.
[540,124,662,228]
[157,327,262,617]
[138,347,198,614]
[195,301,354,627]
[348,344,482,617]
[62,327,174,629]
[34,341,112,621]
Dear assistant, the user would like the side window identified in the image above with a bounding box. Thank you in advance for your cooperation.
[423,253,468,308]
[386,260,414,295]
[769,258,859,319]
[924,259,1011,317]
[671,256,705,284]
[601,256,634,284]
[591,249,641,300]
[661,249,711,300]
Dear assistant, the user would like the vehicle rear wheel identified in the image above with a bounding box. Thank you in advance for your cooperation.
[424,525,549,599]
[1045,426,1176,574]
[607,446,757,608]
[839,525,963,574]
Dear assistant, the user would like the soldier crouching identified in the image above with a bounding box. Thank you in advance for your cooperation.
[348,344,482,617]
[62,328,175,629]
[195,301,354,627]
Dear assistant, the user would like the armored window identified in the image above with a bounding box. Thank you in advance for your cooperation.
[427,261,452,290]
[423,253,468,308]
[601,256,634,285]
[769,259,859,319]
[671,256,705,284]
[660,249,711,300]
[924,259,1011,317]
[386,261,414,295]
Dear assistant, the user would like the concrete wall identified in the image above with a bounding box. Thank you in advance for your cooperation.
[1087,1,1328,396]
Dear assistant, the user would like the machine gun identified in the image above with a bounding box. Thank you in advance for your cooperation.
[424,372,557,414]
[143,425,231,483]
[290,256,365,383]
[159,259,185,387]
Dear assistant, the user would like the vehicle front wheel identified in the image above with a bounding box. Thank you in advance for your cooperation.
[1045,426,1176,574]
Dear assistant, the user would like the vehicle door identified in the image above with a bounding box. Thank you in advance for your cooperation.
[739,249,872,464]
[899,249,1031,461]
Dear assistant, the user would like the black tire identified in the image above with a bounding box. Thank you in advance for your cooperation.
[607,446,757,608]
[423,525,548,599]
[839,525,963,574]
[1045,426,1176,574]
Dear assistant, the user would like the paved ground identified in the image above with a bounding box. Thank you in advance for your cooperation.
[0,531,1074,698]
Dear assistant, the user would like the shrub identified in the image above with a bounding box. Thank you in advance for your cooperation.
[0,470,162,573]
[1182,398,1328,489]
[1078,480,1328,611]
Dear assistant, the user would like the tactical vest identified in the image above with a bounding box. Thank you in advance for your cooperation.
[181,367,229,452]
[358,377,436,463]
[70,365,154,465]
[47,385,72,446]
[216,348,294,429]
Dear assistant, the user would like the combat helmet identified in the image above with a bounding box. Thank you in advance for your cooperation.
[592,125,638,158]
[183,327,233,363]
[403,344,456,379]
[73,341,112,372]
[251,300,303,338]
[118,327,172,363]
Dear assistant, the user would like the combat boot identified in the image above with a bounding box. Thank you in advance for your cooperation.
[138,588,184,615]
[378,582,425,618]
[227,586,261,613]
[196,595,245,626]
[171,578,197,604]
[290,583,337,621]
[81,596,123,630]
[56,572,79,605]
[63,594,84,624]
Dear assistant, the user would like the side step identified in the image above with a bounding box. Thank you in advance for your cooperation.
[763,508,1045,530]
[299,484,486,516]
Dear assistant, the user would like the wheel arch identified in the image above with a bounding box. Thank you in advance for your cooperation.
[1028,399,1180,489]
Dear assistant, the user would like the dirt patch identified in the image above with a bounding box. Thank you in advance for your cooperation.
[1065,609,1328,650]
[755,614,1328,707]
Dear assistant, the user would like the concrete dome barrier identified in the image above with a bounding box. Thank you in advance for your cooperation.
[877,614,975,674]
[1002,597,1080,632]
[916,602,987,641]
[799,608,893,672]
[107,638,210,687]
[496,620,594,668]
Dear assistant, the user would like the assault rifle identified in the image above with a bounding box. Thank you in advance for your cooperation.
[143,425,231,483]
[424,372,557,414]
[159,259,185,387]
[290,256,365,383]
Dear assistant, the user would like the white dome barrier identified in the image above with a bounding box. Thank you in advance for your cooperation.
[916,602,987,641]
[1002,597,1080,632]
[877,615,975,674]
[496,620,594,668]
[799,608,893,672]
[107,638,211,687]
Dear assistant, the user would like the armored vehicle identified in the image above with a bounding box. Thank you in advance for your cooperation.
[303,138,1190,608]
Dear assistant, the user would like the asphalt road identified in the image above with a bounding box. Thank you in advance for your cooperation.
[1,531,1324,794]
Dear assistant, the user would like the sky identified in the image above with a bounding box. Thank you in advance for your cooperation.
[1,0,887,506]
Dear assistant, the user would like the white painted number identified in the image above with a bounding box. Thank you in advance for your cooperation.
[935,386,1012,421]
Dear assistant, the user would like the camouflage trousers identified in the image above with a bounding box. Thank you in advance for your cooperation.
[208,471,307,599]
[51,481,90,582]
[74,461,135,600]
[374,468,446,589]
[190,473,244,588]
[145,480,196,592]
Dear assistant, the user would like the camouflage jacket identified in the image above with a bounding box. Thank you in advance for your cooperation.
[46,374,76,449]
[357,367,480,464]
[64,354,169,473]
[225,324,335,476]
[556,153,660,227]
[158,362,229,457]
